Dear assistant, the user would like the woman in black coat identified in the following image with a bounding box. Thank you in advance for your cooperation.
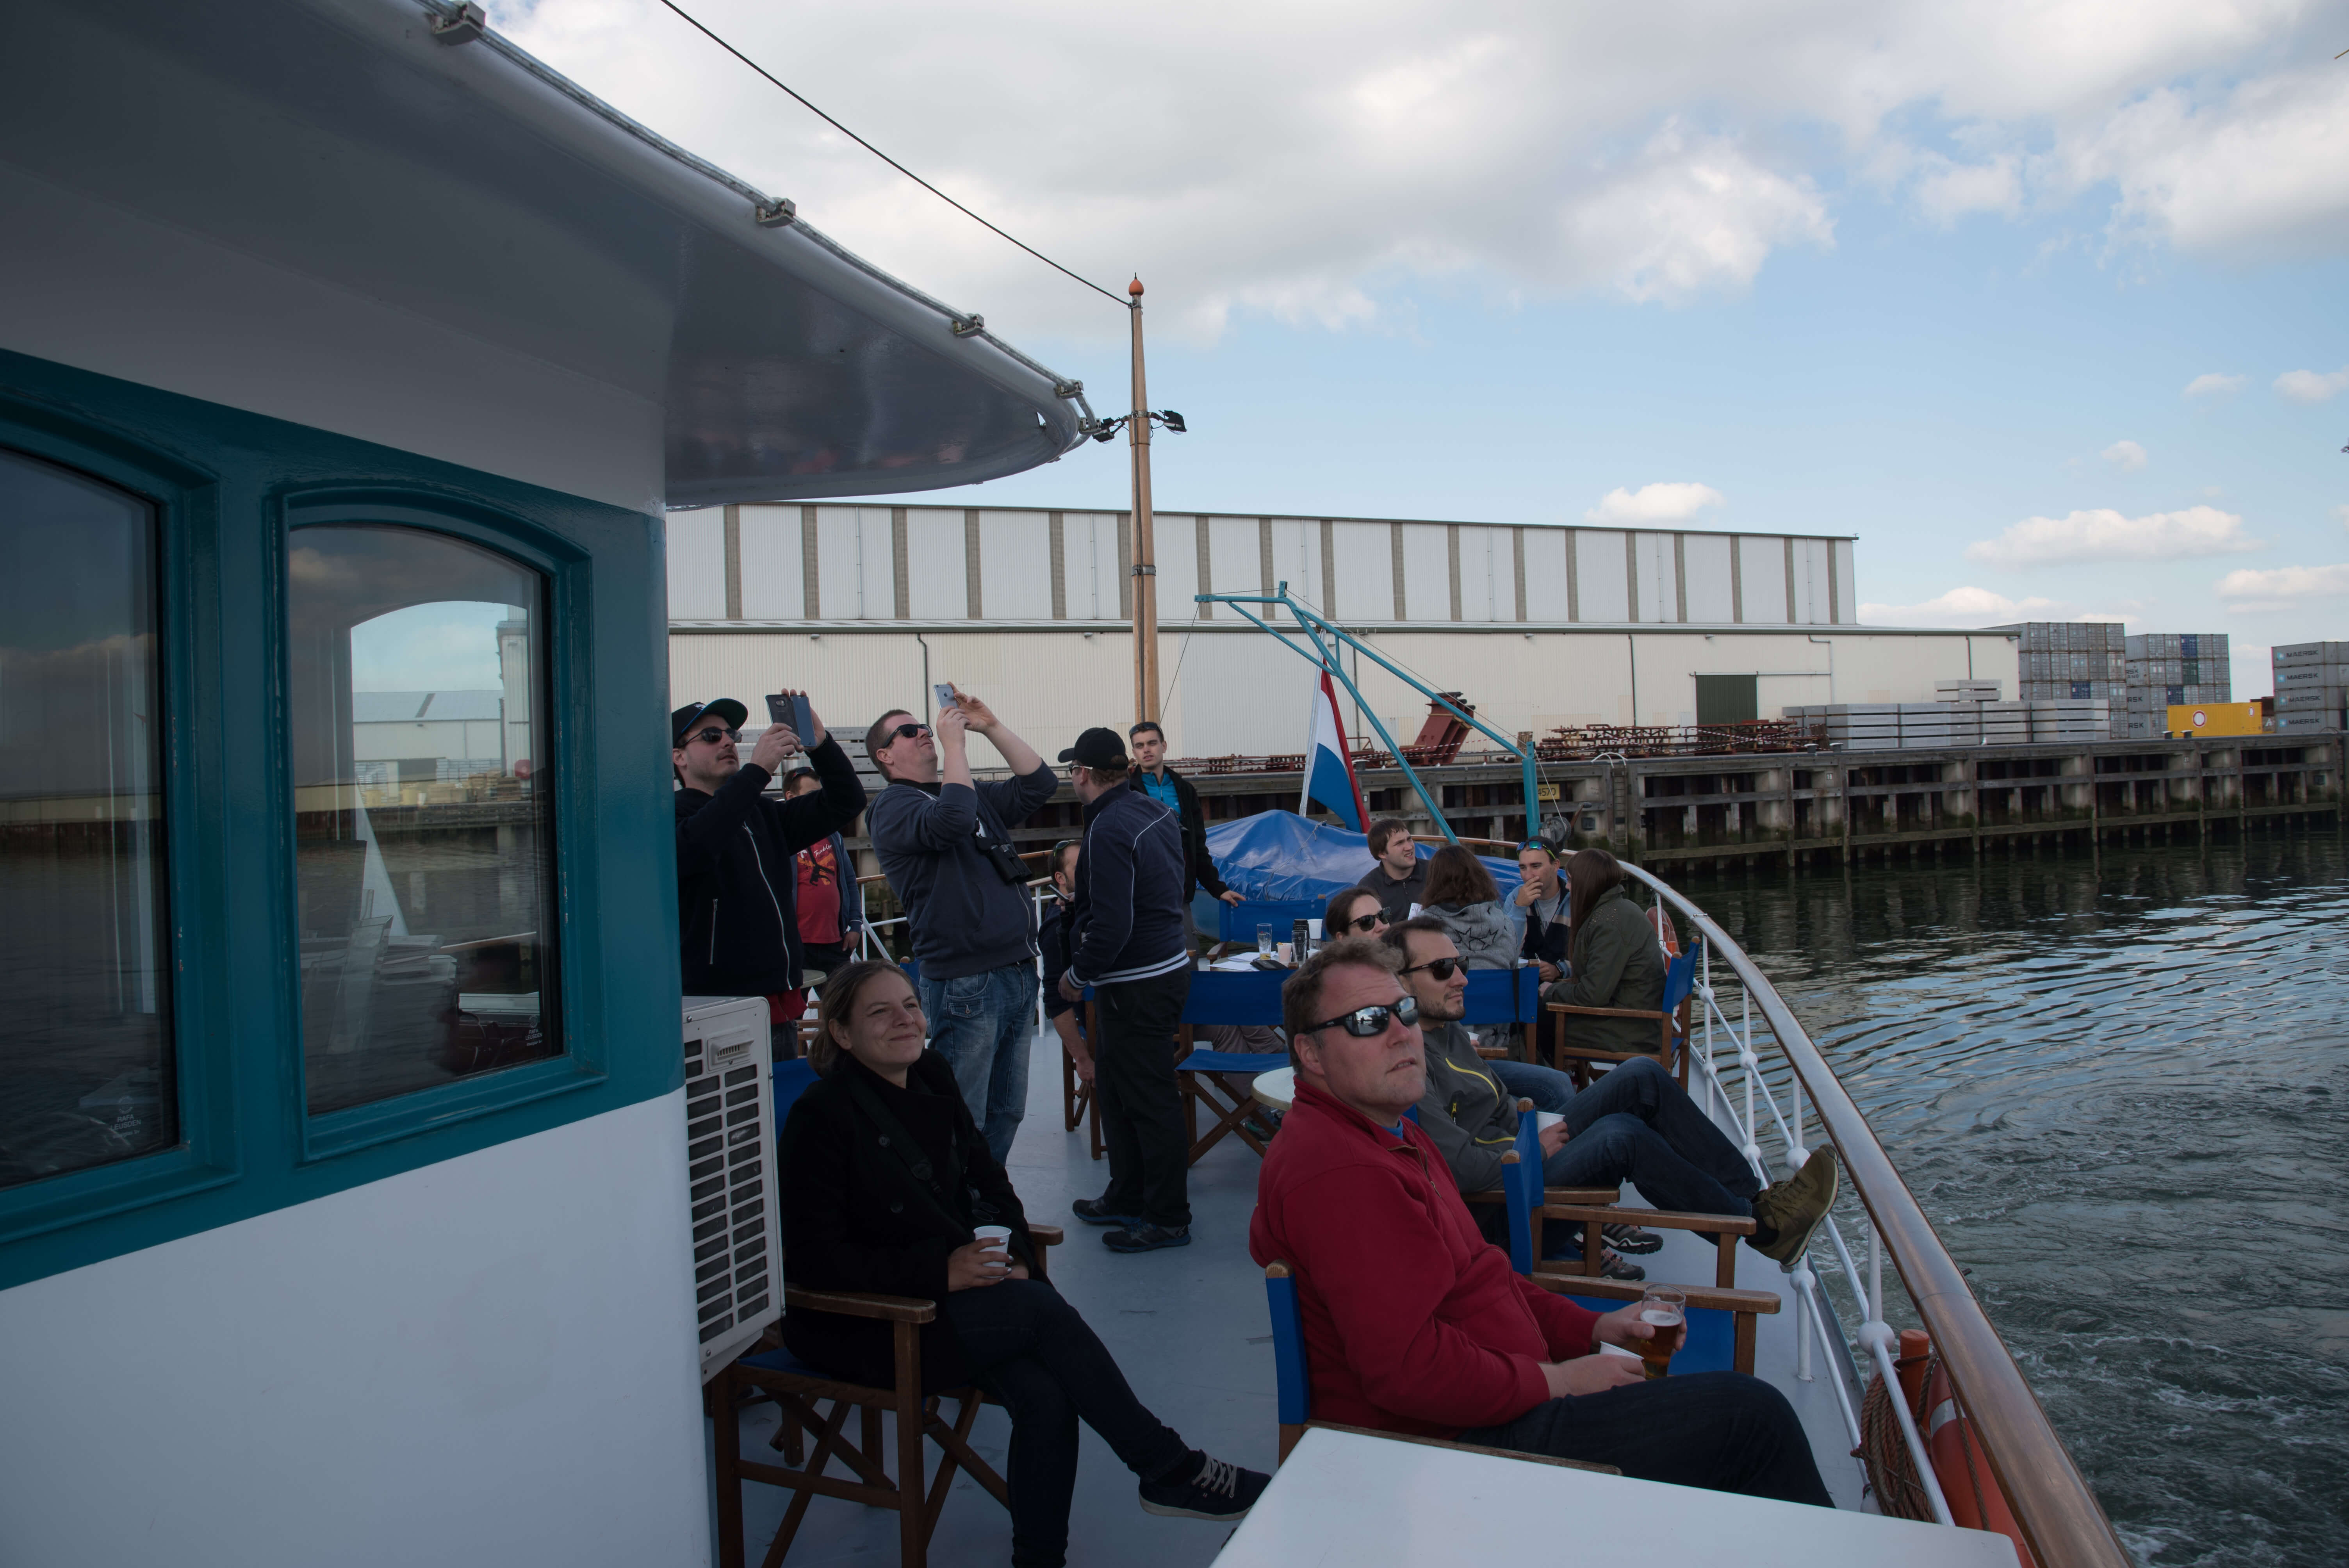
[777,960,1267,1568]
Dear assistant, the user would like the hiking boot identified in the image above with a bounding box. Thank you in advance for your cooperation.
[1103,1223,1192,1254]
[1139,1451,1270,1521]
[1072,1197,1143,1227]
[1602,1222,1663,1256]
[1748,1147,1839,1265]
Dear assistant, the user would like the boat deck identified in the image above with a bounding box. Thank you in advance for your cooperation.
[713,1028,1871,1564]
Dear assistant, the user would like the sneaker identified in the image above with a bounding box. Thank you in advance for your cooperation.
[1139,1452,1270,1521]
[1748,1146,1840,1265]
[1103,1223,1192,1254]
[1072,1197,1143,1227]
[1599,1249,1645,1282]
[1602,1222,1663,1255]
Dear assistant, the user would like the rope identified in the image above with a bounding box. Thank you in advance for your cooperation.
[652,0,1129,308]
[1858,1352,1933,1520]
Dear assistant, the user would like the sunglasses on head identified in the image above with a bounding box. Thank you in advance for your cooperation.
[887,722,930,742]
[1305,993,1419,1038]
[682,726,740,746]
[1400,956,1462,981]
[1336,910,1384,934]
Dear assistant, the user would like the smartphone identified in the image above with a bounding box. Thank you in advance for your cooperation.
[764,692,815,747]
[934,682,959,713]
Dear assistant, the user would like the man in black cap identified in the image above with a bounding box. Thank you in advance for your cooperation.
[671,691,864,1058]
[1055,726,1195,1253]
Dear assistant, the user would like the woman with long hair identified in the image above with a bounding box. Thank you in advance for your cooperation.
[777,961,1267,1567]
[1419,843,1518,969]
[1322,885,1388,941]
[1554,847,1668,1063]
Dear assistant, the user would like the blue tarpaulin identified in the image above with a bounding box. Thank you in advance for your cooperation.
[1202,811,1523,906]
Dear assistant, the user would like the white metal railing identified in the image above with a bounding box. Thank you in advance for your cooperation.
[1628,867,1973,1534]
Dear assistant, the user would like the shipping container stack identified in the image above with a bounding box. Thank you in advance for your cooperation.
[1786,686,2104,748]
[2273,642,2349,734]
[1988,621,2130,737]
[2123,633,2231,736]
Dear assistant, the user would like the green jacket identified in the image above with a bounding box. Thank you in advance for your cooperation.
[1547,884,1666,1057]
[1412,1019,1519,1195]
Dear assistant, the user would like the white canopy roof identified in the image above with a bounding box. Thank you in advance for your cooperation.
[2,0,1094,507]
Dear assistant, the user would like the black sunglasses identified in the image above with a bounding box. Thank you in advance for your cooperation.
[681,726,740,746]
[1400,956,1462,981]
[887,722,930,742]
[1336,910,1384,934]
[1304,993,1419,1038]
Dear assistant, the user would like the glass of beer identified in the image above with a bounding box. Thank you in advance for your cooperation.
[1635,1286,1686,1379]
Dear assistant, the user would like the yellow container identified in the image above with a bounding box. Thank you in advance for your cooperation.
[2166,701,2271,737]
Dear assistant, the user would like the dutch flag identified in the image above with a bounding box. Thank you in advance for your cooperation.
[1300,668,1368,832]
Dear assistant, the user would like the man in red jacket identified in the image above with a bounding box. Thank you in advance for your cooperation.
[1248,938,1832,1504]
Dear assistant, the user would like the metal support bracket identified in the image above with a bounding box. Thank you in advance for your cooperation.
[950,314,986,337]
[752,198,798,228]
[428,2,486,42]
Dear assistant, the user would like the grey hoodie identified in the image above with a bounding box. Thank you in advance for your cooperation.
[1426,898,1520,970]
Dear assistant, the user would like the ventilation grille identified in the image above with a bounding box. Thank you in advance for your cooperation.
[683,1007,779,1374]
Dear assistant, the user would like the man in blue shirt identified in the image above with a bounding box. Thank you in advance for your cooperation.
[1128,721,1243,948]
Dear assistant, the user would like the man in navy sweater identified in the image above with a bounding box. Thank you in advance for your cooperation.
[1055,727,1195,1253]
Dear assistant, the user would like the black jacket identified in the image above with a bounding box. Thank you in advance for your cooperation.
[778,1051,1038,1391]
[1141,765,1231,902]
[675,735,864,996]
[1066,782,1190,987]
[1519,889,1570,968]
[868,765,1060,981]
[1038,897,1075,1019]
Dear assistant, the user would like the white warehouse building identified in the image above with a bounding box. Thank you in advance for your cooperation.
[665,504,2016,758]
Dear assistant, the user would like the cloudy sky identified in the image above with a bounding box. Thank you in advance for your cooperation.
[504,0,2349,692]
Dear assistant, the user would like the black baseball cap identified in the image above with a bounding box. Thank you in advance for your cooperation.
[671,698,748,745]
[1057,727,1128,768]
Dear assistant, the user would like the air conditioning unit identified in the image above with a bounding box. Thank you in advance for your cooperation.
[683,995,782,1380]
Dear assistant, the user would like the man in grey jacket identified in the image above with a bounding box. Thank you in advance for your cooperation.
[866,690,1057,1165]
[1387,918,1838,1271]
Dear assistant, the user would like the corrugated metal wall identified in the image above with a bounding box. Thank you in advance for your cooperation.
[668,506,1861,630]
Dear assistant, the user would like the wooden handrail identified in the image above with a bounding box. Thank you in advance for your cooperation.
[1616,862,2129,1567]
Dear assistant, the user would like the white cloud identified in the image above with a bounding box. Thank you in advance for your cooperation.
[2100,439,2147,470]
[1860,586,2076,627]
[1584,482,1726,525]
[491,0,2349,346]
[2183,372,2247,398]
[2275,367,2349,403]
[1966,504,2254,567]
[2217,562,2349,612]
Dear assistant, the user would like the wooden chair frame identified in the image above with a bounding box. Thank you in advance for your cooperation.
[1057,1026,1102,1160]
[1527,1271,1782,1377]
[1545,937,1703,1091]
[1173,1023,1282,1165]
[716,1227,1062,1568]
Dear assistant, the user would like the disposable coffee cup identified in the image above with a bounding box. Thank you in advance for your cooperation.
[1535,1112,1565,1133]
[973,1224,1013,1251]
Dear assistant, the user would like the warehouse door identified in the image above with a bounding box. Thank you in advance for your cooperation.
[1695,675,1759,725]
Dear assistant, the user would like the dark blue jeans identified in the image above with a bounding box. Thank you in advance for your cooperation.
[941,1278,1189,1568]
[1538,1056,1761,1217]
[1460,1371,1832,1506]
[919,961,1038,1167]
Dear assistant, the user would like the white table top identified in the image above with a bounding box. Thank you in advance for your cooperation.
[1249,1067,1295,1111]
[1213,1428,2019,1568]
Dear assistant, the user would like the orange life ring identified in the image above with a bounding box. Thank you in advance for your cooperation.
[1910,1331,2037,1567]
[1648,903,1681,956]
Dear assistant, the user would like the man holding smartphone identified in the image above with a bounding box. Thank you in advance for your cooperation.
[865,688,1057,1164]
[672,691,865,1059]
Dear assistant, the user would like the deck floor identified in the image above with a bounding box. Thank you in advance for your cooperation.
[710,1030,1870,1565]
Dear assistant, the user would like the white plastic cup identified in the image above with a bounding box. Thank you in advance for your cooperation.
[1535,1112,1565,1133]
[973,1224,1012,1250]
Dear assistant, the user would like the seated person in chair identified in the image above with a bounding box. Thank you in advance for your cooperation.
[1247,938,1834,1505]
[1546,846,1668,1067]
[1388,918,1837,1271]
[779,961,1269,1568]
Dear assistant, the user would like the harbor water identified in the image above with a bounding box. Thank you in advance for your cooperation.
[1689,824,2349,1568]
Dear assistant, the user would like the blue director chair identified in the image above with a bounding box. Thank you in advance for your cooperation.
[1262,1259,1620,1472]
[1485,1105,1777,1373]
[1548,934,1704,1089]
[1167,968,1290,1164]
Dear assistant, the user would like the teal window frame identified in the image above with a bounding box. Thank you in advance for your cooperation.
[0,349,684,1293]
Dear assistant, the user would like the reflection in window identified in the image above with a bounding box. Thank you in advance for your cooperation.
[289,526,559,1115]
[0,449,173,1190]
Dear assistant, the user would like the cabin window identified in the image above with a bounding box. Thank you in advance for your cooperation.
[288,524,560,1115]
[0,449,174,1191]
